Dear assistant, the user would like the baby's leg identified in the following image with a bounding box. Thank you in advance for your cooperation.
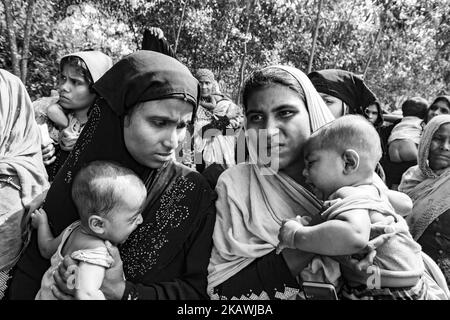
[388,140,418,163]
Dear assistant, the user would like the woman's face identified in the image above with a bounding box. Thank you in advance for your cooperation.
[319,93,348,118]
[58,64,95,110]
[428,123,450,172]
[365,104,379,124]
[246,84,311,175]
[427,100,450,123]
[123,98,193,169]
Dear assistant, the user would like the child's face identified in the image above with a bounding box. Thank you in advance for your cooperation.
[58,64,95,111]
[303,148,345,199]
[102,186,145,245]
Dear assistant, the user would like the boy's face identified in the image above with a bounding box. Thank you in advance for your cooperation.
[303,148,345,200]
[102,184,145,245]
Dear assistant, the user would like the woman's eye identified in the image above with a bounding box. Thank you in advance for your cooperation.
[177,122,187,129]
[249,114,263,123]
[152,120,166,127]
[442,109,449,114]
[279,110,294,118]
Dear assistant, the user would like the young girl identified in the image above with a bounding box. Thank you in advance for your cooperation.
[34,51,112,180]
[277,115,447,299]
[32,161,146,300]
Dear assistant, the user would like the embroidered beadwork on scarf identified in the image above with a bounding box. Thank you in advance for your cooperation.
[63,102,101,184]
[120,175,195,279]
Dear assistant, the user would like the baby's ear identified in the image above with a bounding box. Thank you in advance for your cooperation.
[88,215,105,235]
[342,149,359,174]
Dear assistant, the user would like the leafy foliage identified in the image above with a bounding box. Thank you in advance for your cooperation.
[1,0,448,110]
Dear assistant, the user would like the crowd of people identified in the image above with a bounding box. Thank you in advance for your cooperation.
[0,28,449,300]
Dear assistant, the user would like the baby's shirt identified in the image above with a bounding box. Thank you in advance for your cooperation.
[322,185,424,288]
[388,116,424,145]
[59,113,86,151]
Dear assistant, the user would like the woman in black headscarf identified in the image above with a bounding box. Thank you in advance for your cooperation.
[308,69,387,181]
[308,69,377,118]
[8,51,217,300]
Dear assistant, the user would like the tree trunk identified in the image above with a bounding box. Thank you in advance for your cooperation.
[20,0,36,84]
[174,0,188,54]
[362,25,383,79]
[237,18,251,105]
[2,0,20,77]
[334,0,356,67]
[307,0,323,74]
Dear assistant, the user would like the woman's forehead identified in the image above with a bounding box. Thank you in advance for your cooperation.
[135,99,193,119]
[61,64,84,79]
[246,84,306,111]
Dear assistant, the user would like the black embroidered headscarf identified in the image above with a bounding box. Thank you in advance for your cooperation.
[94,50,198,117]
[308,69,377,115]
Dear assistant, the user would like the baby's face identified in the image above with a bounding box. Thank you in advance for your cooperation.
[303,148,344,200]
[102,186,145,245]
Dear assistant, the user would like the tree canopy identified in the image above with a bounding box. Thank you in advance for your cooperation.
[1,0,448,110]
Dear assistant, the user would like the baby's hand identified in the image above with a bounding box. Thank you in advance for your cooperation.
[276,216,311,254]
[31,208,48,229]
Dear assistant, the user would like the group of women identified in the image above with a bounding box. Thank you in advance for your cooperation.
[0,44,449,300]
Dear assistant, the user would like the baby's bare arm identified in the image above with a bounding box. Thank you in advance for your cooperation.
[74,262,106,300]
[31,209,63,259]
[292,209,371,256]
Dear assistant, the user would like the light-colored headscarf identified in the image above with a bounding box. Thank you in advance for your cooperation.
[0,69,49,207]
[207,65,336,295]
[398,114,450,240]
[61,51,113,83]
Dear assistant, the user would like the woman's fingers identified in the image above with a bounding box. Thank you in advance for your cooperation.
[43,156,56,166]
[51,285,73,300]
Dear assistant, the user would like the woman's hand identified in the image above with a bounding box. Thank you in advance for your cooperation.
[42,142,56,165]
[51,256,77,300]
[100,241,126,300]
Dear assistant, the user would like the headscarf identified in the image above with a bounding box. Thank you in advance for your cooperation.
[398,115,450,240]
[0,69,49,207]
[207,65,338,293]
[94,51,198,116]
[196,68,215,82]
[308,69,377,115]
[61,51,113,83]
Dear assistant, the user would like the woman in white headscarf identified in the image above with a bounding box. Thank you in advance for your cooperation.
[399,114,450,290]
[0,69,50,298]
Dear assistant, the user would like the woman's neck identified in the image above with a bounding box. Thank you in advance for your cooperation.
[73,107,89,124]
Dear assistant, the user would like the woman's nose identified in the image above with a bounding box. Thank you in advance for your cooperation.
[60,80,69,92]
[162,127,179,150]
[441,139,450,151]
[302,167,309,178]
[136,214,143,225]
[265,117,279,136]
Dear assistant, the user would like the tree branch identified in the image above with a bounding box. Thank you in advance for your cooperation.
[2,0,20,76]
[20,0,35,84]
